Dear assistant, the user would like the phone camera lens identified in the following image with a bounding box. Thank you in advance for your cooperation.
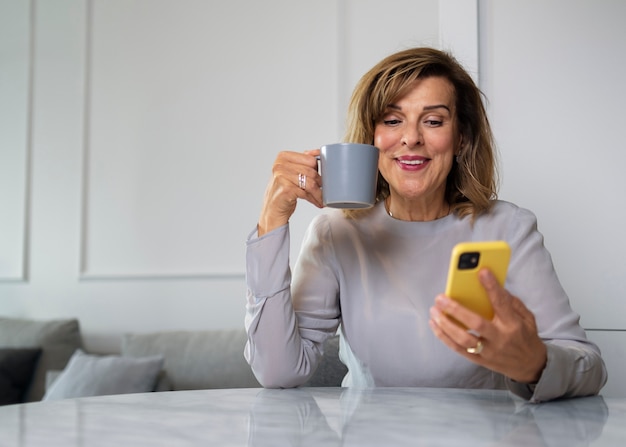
[458,252,480,270]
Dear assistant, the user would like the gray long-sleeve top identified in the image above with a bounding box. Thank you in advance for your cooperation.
[245,200,607,402]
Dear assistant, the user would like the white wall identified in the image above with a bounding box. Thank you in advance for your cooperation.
[0,0,467,352]
[478,0,626,397]
[480,0,626,329]
[1,0,623,396]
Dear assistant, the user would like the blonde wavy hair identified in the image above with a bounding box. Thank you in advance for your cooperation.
[343,47,498,220]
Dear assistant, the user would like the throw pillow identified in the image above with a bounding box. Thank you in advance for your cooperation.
[0,348,42,405]
[0,317,83,401]
[42,349,164,401]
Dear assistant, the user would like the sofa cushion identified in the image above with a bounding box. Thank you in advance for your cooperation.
[122,329,347,390]
[0,317,83,401]
[43,349,164,401]
[121,329,261,390]
[0,348,42,405]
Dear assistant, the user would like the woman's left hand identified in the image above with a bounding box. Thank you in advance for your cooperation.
[429,269,548,384]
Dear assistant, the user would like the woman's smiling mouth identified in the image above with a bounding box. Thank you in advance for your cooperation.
[396,156,429,170]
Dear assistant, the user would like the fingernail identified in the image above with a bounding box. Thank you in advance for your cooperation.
[430,307,442,325]
[435,295,451,307]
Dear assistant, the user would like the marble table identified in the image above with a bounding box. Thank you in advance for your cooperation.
[0,387,623,446]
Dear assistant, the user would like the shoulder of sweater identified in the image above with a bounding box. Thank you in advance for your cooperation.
[487,200,537,221]
[480,200,542,243]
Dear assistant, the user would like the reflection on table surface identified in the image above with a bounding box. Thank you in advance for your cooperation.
[0,387,623,446]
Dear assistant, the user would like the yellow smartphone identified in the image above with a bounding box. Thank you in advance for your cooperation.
[444,241,511,320]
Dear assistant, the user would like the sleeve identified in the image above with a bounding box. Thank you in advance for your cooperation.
[244,217,341,388]
[501,207,608,402]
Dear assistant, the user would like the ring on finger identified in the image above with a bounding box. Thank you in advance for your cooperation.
[466,340,484,355]
[298,173,306,190]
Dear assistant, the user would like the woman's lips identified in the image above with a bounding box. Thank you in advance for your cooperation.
[396,156,429,171]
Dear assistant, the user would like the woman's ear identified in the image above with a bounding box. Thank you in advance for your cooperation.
[455,135,465,163]
[456,135,464,155]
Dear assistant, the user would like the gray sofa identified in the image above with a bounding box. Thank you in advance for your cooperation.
[0,317,347,404]
[121,329,346,390]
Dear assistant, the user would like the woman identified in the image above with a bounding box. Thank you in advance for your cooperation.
[244,47,606,402]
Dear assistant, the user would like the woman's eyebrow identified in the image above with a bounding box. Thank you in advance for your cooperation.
[385,104,451,112]
[423,104,451,112]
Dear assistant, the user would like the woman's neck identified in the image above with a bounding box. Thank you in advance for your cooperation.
[385,195,450,222]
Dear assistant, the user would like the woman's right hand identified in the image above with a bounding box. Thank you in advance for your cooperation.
[257,149,322,236]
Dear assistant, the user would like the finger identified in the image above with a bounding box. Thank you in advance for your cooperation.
[478,269,537,331]
[278,150,320,173]
[302,150,322,189]
[258,151,323,234]
[303,148,321,158]
[433,294,489,337]
[478,268,516,319]
[429,309,465,352]
[429,313,489,363]
[281,173,323,209]
[292,170,323,208]
[275,151,322,192]
[430,301,485,352]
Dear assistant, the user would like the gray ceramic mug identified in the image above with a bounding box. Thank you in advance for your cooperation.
[319,143,379,209]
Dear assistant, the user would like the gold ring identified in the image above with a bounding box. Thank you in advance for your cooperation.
[298,173,306,190]
[466,340,483,355]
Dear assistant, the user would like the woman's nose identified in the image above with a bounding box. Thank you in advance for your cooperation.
[401,126,422,148]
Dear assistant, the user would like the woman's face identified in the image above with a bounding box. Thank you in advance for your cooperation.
[374,76,460,207]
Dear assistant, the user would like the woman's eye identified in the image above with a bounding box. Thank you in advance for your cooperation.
[425,119,443,127]
[383,119,401,126]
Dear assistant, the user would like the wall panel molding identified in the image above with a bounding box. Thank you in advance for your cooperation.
[78,0,339,280]
[78,0,246,280]
[78,0,93,279]
[0,0,34,282]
